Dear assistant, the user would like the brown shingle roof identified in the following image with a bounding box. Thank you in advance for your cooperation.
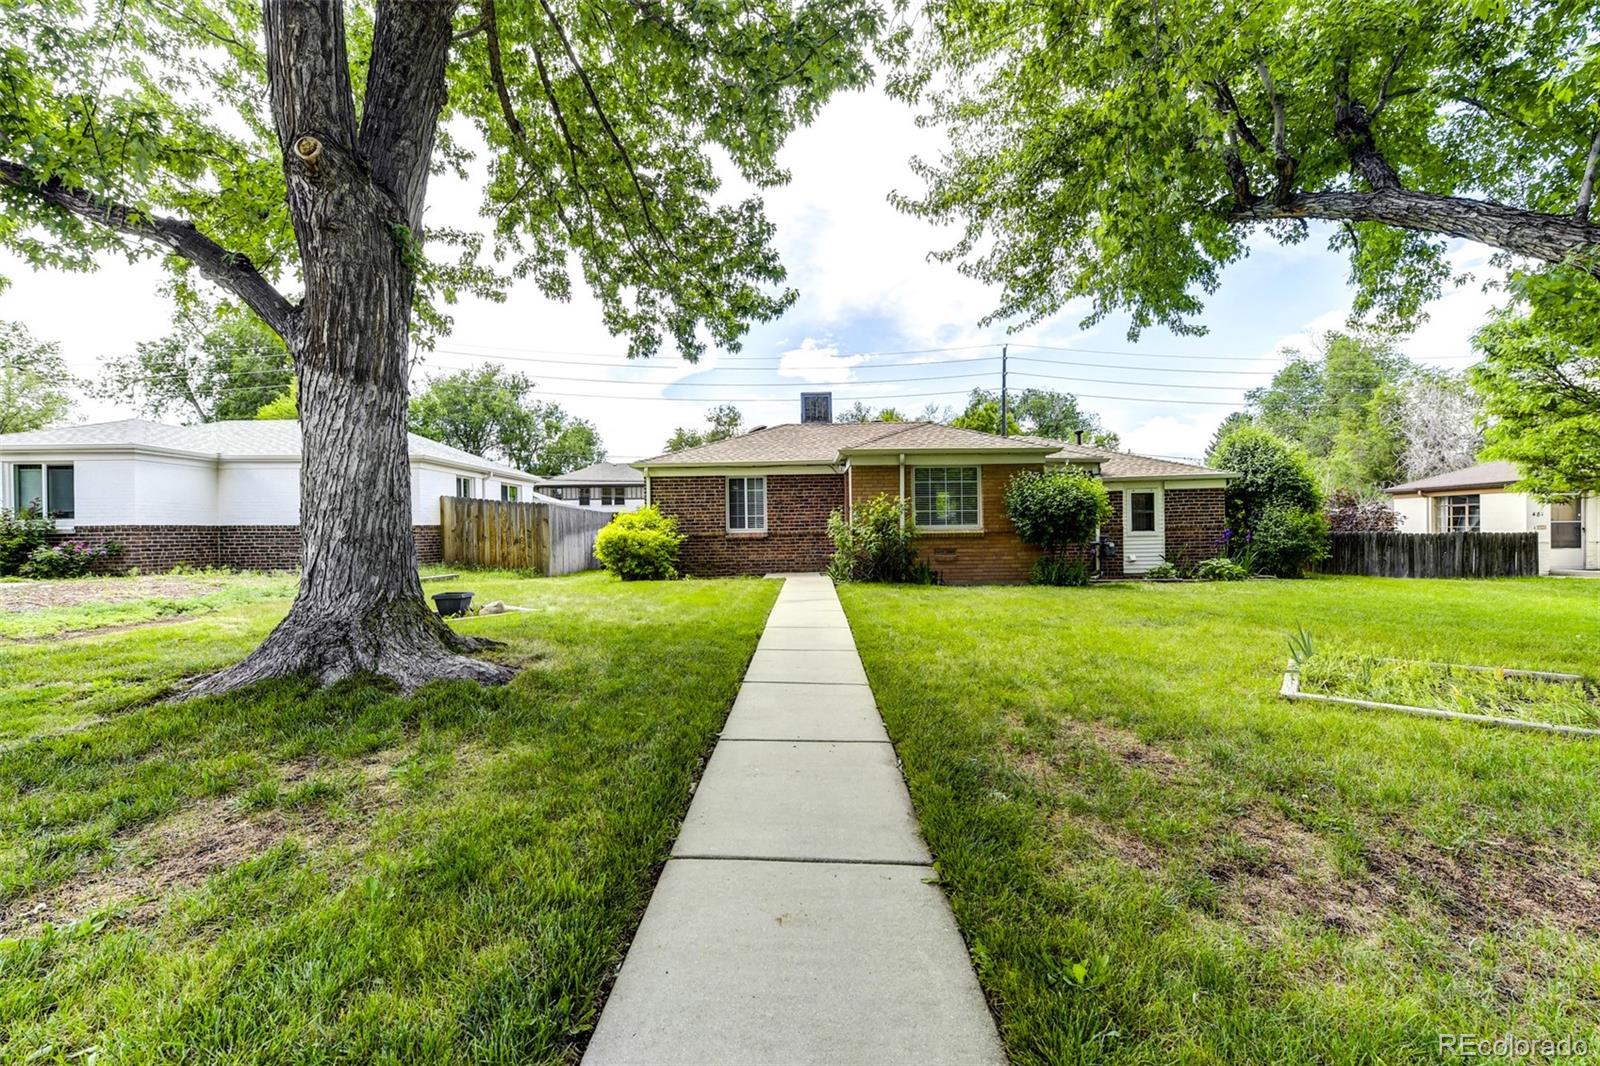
[1386,461,1519,494]
[634,422,1232,480]
[1012,434,1233,481]
[636,421,1056,467]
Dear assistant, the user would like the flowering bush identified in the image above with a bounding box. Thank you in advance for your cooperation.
[19,539,123,579]
[0,506,53,576]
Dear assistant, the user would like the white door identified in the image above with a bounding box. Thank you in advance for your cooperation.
[1122,486,1164,574]
[1547,496,1585,571]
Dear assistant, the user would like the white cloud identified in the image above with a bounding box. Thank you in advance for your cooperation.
[775,338,865,383]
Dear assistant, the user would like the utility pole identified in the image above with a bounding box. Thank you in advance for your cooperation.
[999,344,1008,438]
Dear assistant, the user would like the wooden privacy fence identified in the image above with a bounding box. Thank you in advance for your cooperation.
[439,497,612,575]
[1319,532,1539,578]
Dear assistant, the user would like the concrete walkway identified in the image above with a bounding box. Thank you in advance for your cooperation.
[583,574,1005,1066]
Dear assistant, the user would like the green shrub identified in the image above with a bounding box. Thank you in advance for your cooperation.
[1004,468,1112,552]
[1143,561,1181,579]
[1249,505,1330,578]
[18,539,123,578]
[594,505,686,580]
[827,494,930,583]
[1192,556,1249,581]
[1209,426,1321,534]
[1031,554,1091,586]
[0,507,52,576]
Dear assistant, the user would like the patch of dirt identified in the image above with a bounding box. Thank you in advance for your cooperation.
[1056,717,1189,781]
[0,746,418,937]
[0,800,301,936]
[0,610,218,644]
[1024,717,1600,940]
[0,575,222,613]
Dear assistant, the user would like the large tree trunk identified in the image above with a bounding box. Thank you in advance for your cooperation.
[190,0,512,696]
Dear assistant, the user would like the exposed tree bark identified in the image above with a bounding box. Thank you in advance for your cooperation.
[192,0,513,696]
[1230,187,1600,273]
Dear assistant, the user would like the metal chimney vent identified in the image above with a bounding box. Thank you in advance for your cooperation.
[800,392,833,424]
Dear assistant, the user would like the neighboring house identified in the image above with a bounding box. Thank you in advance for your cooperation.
[634,396,1233,582]
[0,418,542,572]
[1386,461,1597,574]
[535,461,646,512]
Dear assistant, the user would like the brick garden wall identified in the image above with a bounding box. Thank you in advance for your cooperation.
[49,524,445,573]
[649,474,845,576]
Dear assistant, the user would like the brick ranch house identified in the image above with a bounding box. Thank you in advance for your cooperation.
[635,405,1234,582]
[0,418,544,572]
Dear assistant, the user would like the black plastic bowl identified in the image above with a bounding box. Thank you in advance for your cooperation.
[432,591,475,618]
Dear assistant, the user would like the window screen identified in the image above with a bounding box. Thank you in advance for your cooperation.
[727,477,767,531]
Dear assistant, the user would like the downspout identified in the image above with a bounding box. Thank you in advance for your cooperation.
[898,453,906,531]
[642,466,650,507]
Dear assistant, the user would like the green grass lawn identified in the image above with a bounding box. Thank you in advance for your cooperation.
[838,576,1600,1065]
[0,569,778,1063]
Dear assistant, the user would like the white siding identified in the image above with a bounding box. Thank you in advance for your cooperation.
[128,457,218,525]
[1391,495,1428,532]
[217,461,300,524]
[1120,484,1165,574]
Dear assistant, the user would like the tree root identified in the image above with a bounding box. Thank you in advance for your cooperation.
[183,598,517,698]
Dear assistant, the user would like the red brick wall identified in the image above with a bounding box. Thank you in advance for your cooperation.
[853,462,1119,583]
[649,473,846,576]
[1161,487,1227,568]
[48,524,445,573]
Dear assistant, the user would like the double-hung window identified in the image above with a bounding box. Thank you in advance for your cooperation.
[913,466,979,529]
[1440,494,1480,532]
[727,476,767,532]
[1129,491,1156,532]
[601,487,625,506]
[500,484,519,503]
[12,464,74,519]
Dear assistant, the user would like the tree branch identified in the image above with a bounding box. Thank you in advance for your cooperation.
[0,158,298,338]
[533,0,672,248]
[1209,79,1264,153]
[1255,60,1296,203]
[1577,128,1600,223]
[359,0,455,230]
[1230,187,1600,274]
[480,0,525,141]
[1370,46,1408,120]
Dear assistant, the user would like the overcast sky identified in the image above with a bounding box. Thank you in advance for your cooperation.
[0,83,1500,463]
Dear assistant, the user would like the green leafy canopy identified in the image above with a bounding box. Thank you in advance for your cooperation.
[895,0,1600,337]
[1,0,905,357]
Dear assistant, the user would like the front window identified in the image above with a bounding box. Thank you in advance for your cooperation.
[913,466,979,528]
[1130,491,1156,532]
[455,476,472,498]
[727,476,767,531]
[501,484,519,503]
[1441,494,1480,532]
[12,464,73,519]
[1550,498,1582,548]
